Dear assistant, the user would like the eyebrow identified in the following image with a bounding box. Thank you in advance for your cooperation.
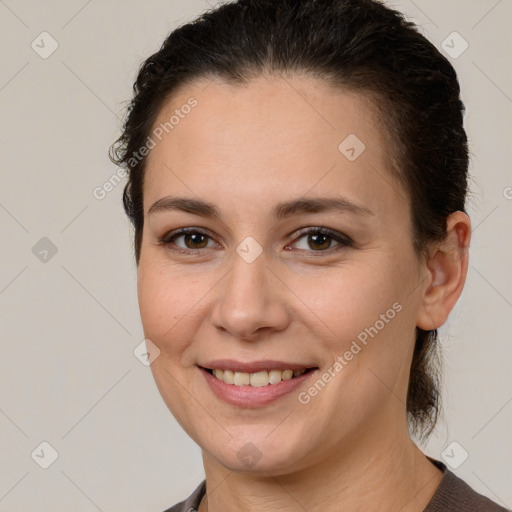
[148,196,375,219]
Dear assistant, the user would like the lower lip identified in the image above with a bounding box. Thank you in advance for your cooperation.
[200,367,317,407]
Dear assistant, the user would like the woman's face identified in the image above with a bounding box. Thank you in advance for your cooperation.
[137,75,428,474]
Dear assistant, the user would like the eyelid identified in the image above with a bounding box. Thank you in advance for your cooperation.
[159,227,220,253]
[291,226,353,248]
[159,226,353,255]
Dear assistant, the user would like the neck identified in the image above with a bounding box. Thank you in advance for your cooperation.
[199,418,442,512]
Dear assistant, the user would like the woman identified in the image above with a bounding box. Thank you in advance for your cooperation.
[110,0,508,510]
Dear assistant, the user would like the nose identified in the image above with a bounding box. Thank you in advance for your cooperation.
[210,247,290,342]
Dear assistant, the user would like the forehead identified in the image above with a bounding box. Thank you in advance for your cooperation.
[143,74,406,218]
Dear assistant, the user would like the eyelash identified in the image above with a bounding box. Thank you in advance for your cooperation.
[158,226,354,256]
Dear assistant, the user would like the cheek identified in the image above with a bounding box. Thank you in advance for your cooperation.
[137,257,206,356]
[136,256,209,429]
[291,257,416,403]
[290,259,406,346]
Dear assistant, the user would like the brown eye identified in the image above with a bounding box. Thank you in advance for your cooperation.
[292,228,353,253]
[160,228,217,254]
[180,232,209,249]
[306,232,332,250]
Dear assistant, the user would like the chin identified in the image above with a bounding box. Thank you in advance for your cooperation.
[198,427,314,475]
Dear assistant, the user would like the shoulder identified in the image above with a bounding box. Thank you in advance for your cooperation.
[425,459,510,512]
[160,467,511,512]
[161,480,206,512]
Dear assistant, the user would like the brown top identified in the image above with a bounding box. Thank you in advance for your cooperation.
[163,459,510,512]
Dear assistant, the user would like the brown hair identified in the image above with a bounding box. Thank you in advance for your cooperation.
[110,0,469,439]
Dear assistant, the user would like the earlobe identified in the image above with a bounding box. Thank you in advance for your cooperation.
[416,211,471,331]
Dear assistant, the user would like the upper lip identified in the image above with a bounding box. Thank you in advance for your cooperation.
[199,359,318,373]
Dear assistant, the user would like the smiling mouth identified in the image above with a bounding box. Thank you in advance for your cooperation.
[202,367,318,387]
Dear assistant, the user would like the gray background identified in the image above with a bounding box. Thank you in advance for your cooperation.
[0,0,511,510]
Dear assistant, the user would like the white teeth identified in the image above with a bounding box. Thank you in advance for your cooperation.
[210,368,308,386]
[268,369,282,384]
[223,369,234,384]
[250,371,269,387]
[233,371,250,386]
[282,369,293,381]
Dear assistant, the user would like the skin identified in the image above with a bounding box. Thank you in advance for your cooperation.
[137,74,471,512]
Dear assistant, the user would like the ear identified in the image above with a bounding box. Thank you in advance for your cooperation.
[416,211,471,330]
